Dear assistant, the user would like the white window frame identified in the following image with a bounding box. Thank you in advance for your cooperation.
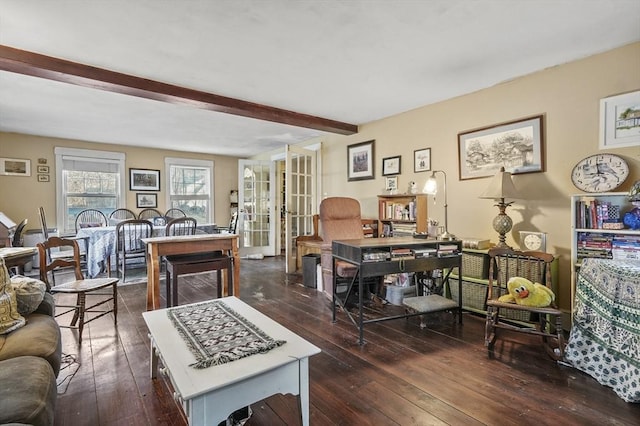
[55,147,126,235]
[164,157,214,223]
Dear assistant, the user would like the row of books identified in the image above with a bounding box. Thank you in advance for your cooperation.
[390,223,417,237]
[575,199,622,230]
[577,233,640,260]
[381,201,416,221]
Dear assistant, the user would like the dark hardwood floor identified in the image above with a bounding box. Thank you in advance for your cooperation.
[53,256,639,425]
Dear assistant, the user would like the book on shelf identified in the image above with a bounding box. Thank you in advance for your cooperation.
[437,244,459,257]
[412,248,437,258]
[391,248,414,260]
[462,237,490,249]
[575,199,622,229]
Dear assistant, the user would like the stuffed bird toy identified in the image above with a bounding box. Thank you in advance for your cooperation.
[498,276,555,307]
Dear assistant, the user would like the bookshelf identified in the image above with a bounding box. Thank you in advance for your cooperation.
[377,194,428,237]
[570,192,640,311]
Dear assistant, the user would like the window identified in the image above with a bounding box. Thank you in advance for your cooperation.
[165,157,214,224]
[55,148,125,234]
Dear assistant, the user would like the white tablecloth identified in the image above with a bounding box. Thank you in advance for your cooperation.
[76,226,165,277]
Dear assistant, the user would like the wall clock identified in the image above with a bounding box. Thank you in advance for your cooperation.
[519,231,546,252]
[571,153,629,193]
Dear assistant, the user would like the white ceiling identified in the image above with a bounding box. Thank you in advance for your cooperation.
[1,0,639,157]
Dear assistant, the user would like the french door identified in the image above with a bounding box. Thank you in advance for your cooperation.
[237,160,276,257]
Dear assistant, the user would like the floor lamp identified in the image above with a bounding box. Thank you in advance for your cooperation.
[423,170,456,241]
[479,167,519,248]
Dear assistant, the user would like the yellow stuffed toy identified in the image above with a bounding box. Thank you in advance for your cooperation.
[497,276,555,307]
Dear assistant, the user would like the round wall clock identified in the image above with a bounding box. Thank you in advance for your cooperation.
[519,231,546,252]
[571,153,629,193]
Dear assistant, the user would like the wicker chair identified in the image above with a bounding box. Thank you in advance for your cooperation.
[485,247,565,360]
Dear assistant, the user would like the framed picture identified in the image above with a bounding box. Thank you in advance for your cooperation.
[414,148,431,173]
[37,165,49,173]
[136,193,158,208]
[382,156,401,176]
[130,168,160,191]
[385,176,398,191]
[458,114,544,180]
[347,140,375,181]
[0,157,31,176]
[37,174,50,182]
[599,90,640,149]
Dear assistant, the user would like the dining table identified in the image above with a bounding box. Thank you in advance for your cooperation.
[142,234,240,310]
[75,225,165,278]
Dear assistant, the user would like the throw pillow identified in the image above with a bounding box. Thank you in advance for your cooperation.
[10,275,46,315]
[0,258,25,334]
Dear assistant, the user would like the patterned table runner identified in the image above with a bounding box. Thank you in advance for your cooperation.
[167,300,286,369]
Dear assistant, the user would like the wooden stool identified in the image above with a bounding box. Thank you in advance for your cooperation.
[165,252,232,307]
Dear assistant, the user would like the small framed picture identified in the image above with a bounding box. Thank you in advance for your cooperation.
[37,174,50,182]
[599,90,640,149]
[382,156,401,176]
[385,176,398,191]
[130,168,160,191]
[347,140,375,181]
[136,193,158,208]
[414,148,431,173]
[0,157,31,176]
[37,165,49,173]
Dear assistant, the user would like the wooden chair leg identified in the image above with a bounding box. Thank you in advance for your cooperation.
[77,293,86,344]
[216,269,223,298]
[113,282,118,325]
[165,266,172,307]
[172,267,179,307]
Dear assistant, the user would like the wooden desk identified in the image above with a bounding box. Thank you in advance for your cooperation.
[142,234,240,310]
[332,237,462,344]
[0,247,37,274]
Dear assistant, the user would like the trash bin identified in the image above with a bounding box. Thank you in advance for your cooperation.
[302,253,321,288]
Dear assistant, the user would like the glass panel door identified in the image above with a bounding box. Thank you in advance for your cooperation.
[237,160,275,257]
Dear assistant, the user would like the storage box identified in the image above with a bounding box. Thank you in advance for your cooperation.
[449,279,488,311]
[452,252,490,279]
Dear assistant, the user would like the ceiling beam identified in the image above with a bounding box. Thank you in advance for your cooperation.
[0,45,358,135]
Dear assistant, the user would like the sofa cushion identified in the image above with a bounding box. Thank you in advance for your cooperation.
[10,275,46,316]
[0,258,25,334]
[0,356,56,426]
[0,313,62,376]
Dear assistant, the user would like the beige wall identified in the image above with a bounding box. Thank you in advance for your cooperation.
[0,133,239,232]
[318,42,640,310]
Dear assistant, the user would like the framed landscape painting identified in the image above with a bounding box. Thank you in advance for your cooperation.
[458,115,544,180]
[599,90,640,149]
[130,168,160,191]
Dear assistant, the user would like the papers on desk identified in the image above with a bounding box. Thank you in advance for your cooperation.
[0,247,37,259]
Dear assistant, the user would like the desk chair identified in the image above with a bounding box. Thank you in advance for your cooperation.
[164,217,231,307]
[319,197,378,301]
[115,219,153,283]
[485,248,565,360]
[37,237,119,344]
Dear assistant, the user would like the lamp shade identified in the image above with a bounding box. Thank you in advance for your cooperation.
[423,175,438,195]
[479,167,519,200]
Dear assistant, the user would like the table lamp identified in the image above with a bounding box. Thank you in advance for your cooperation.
[423,170,455,240]
[479,167,519,247]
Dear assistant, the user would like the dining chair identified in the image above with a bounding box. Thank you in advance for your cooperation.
[38,207,76,279]
[37,236,119,344]
[138,208,163,220]
[108,208,136,224]
[115,219,153,283]
[74,209,108,232]
[164,208,186,219]
[164,217,231,307]
[485,247,565,360]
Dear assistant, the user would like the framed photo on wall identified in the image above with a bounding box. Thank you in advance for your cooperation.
[136,193,158,208]
[458,115,544,180]
[347,140,375,181]
[0,157,31,176]
[414,148,431,173]
[382,156,401,176]
[599,90,640,149]
[130,168,160,191]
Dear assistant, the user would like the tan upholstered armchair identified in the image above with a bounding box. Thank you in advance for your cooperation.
[319,197,365,298]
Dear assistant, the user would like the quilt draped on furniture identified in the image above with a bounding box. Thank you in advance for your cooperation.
[565,258,640,403]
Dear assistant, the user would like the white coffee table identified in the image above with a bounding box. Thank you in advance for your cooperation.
[142,296,321,426]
